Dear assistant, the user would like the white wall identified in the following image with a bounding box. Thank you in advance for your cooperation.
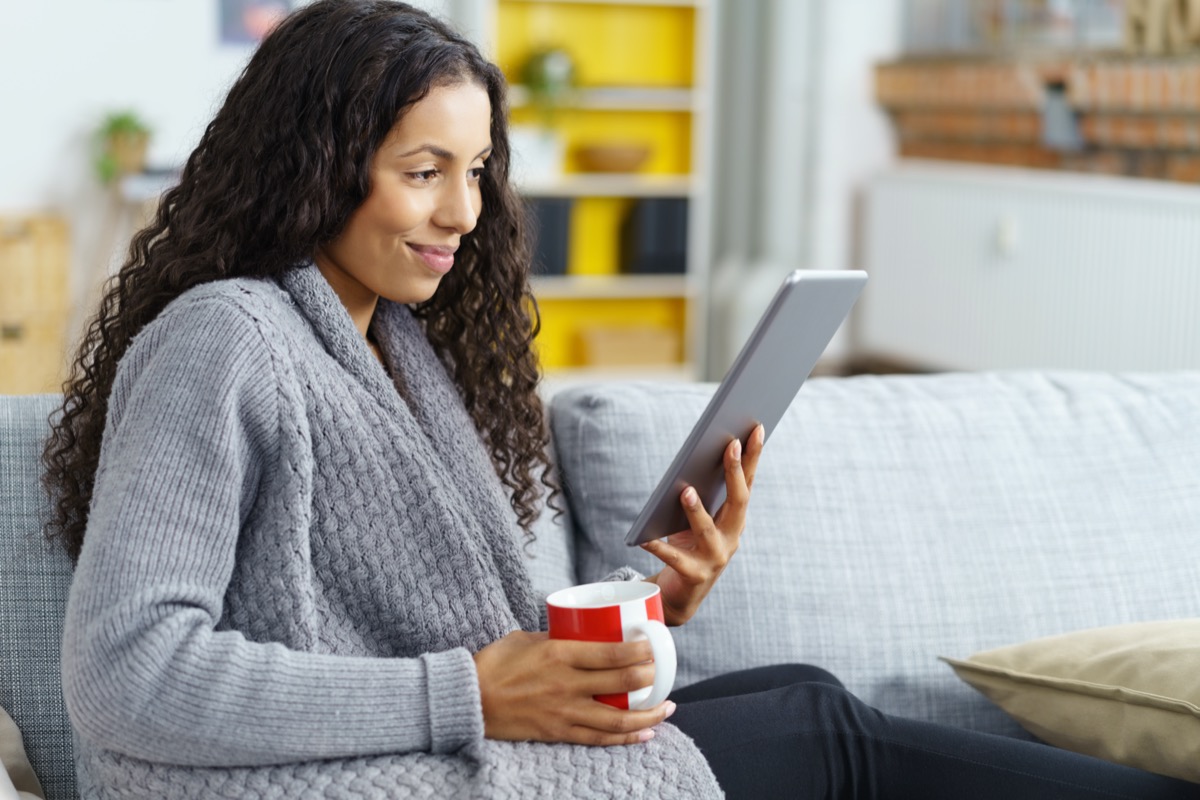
[2,2,257,213]
[0,0,463,331]
[1,1,263,329]
[807,0,903,363]
[810,0,901,294]
[705,0,902,377]
[0,0,464,214]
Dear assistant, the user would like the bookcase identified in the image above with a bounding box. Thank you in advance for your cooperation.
[0,216,71,394]
[483,0,715,379]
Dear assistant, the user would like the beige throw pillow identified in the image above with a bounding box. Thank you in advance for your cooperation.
[0,705,44,800]
[942,619,1200,783]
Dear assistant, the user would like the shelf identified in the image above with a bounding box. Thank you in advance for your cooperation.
[517,173,692,197]
[531,274,690,299]
[541,363,698,390]
[508,85,697,111]
[118,171,179,203]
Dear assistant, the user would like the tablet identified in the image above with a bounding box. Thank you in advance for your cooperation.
[624,269,867,546]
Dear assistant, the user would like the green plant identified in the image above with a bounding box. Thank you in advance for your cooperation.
[519,48,576,128]
[93,110,152,184]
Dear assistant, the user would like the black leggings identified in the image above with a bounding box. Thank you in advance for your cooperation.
[668,665,1200,800]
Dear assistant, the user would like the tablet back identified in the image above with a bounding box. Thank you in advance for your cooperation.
[624,270,867,546]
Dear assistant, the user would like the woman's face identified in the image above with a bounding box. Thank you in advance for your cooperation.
[316,80,492,310]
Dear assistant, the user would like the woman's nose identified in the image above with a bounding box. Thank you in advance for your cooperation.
[435,177,480,234]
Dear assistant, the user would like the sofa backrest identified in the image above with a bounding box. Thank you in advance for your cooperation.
[550,371,1200,737]
[0,394,75,800]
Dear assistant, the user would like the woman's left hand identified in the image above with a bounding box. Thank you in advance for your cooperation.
[641,423,765,626]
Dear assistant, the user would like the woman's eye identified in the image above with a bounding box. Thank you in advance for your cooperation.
[468,165,486,181]
[408,169,439,183]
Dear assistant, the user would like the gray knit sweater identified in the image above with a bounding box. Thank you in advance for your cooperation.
[61,265,723,799]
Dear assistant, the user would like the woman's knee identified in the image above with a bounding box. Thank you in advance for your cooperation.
[771,679,881,738]
[669,663,848,705]
[726,663,846,692]
[770,663,844,689]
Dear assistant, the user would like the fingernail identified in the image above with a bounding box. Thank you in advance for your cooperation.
[755,424,765,445]
[731,439,742,461]
[639,729,656,742]
[683,487,698,508]
[664,701,677,719]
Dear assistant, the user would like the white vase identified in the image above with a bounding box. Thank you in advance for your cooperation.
[509,125,565,188]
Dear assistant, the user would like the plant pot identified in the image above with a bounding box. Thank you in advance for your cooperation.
[107,131,149,176]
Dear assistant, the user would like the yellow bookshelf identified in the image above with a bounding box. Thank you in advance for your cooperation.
[492,0,710,377]
[496,2,695,89]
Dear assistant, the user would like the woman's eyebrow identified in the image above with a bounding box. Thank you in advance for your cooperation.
[396,144,454,160]
[395,144,494,160]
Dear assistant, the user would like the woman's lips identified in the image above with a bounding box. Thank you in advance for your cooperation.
[409,244,456,274]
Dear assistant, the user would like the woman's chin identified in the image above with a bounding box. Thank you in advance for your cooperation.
[382,275,444,306]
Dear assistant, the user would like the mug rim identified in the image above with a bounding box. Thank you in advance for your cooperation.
[546,580,660,610]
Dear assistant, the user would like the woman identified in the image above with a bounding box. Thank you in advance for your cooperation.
[44,2,1200,798]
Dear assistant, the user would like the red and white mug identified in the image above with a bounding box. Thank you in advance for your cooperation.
[546,581,677,710]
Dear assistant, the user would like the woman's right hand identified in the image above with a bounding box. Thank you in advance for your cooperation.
[472,630,676,746]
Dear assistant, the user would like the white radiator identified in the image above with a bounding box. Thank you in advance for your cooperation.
[858,161,1200,371]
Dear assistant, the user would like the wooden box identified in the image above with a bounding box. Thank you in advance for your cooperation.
[0,216,71,394]
[577,325,681,367]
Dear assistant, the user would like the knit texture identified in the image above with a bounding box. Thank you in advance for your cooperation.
[61,265,721,799]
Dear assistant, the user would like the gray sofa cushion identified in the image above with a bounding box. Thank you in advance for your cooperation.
[550,371,1200,737]
[0,395,74,800]
[523,482,578,598]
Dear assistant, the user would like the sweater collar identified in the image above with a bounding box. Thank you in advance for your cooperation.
[279,262,542,632]
[280,262,409,419]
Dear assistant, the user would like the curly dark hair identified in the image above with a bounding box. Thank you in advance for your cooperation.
[43,0,555,564]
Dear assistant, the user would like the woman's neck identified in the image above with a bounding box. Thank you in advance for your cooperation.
[311,253,380,341]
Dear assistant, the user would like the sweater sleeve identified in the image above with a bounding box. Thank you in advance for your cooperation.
[61,292,483,768]
[603,566,645,583]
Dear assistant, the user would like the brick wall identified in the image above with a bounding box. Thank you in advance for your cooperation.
[875,57,1200,181]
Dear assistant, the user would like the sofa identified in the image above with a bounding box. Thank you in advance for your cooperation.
[4,370,1200,798]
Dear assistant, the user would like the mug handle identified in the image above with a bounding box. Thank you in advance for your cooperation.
[625,619,677,711]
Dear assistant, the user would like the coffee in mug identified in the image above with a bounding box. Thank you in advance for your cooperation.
[546,581,677,710]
